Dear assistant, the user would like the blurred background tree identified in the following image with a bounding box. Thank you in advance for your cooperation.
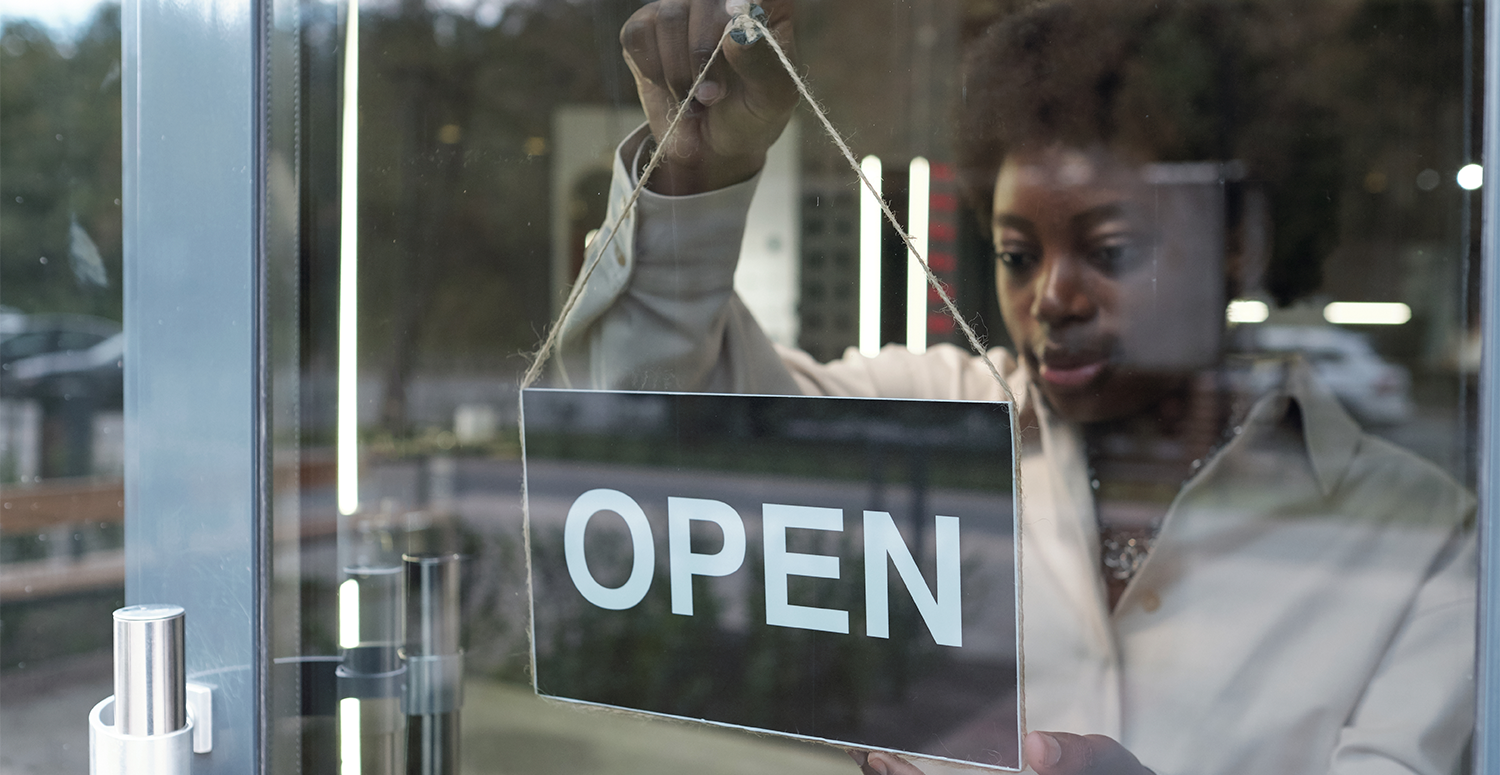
[0,6,123,320]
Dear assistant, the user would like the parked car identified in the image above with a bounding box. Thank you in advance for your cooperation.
[0,308,120,368]
[3,331,124,406]
[1231,324,1414,426]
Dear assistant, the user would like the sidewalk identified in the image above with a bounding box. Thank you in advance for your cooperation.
[0,658,855,775]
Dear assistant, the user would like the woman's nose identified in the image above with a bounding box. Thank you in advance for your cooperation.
[1032,254,1096,325]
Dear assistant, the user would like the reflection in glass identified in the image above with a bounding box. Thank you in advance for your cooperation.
[278,1,1485,774]
[0,2,123,771]
[523,389,1020,770]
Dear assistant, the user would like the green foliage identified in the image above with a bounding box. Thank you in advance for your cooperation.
[344,1,642,432]
[0,8,123,320]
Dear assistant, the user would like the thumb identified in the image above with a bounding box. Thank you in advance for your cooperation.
[852,751,928,775]
[1025,732,1151,775]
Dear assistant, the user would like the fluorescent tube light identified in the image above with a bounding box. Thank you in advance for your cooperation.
[906,157,930,354]
[1323,302,1411,326]
[859,155,883,358]
[1226,299,1269,324]
[338,0,361,517]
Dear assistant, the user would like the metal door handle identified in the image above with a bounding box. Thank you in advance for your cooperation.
[89,605,214,775]
[404,553,464,775]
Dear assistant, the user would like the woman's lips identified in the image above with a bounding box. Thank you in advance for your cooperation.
[1037,359,1106,388]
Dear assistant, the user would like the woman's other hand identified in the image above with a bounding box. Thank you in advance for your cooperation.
[848,732,1153,775]
[849,750,928,775]
[1024,731,1154,775]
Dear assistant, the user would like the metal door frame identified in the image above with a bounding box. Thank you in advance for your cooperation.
[121,0,274,769]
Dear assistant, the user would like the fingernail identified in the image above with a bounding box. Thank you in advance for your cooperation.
[865,755,890,775]
[1031,733,1062,768]
[697,81,724,105]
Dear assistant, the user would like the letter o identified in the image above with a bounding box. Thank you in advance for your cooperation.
[564,488,655,610]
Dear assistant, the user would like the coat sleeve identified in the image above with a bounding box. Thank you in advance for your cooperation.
[555,126,1023,403]
[554,125,802,396]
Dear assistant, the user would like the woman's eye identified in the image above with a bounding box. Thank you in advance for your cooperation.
[1091,242,1140,272]
[996,250,1040,270]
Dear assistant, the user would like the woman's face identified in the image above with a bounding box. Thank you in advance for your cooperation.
[992,145,1198,423]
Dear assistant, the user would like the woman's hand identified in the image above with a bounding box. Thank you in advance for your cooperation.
[620,0,799,194]
[850,732,1153,775]
[1022,731,1154,775]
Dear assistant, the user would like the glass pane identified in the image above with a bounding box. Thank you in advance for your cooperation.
[274,0,1484,773]
[0,2,124,771]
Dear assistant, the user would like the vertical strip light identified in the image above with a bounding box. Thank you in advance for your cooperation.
[337,0,361,517]
[338,578,360,649]
[906,157,931,354]
[339,697,362,775]
[859,155,883,357]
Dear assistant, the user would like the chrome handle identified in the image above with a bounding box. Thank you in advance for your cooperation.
[113,604,186,736]
[404,553,463,715]
[405,553,461,660]
[404,553,463,775]
[90,605,212,775]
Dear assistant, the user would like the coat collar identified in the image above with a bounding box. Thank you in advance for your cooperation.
[1268,357,1363,497]
[1016,355,1363,498]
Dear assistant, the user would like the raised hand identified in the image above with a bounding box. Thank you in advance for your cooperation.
[620,0,798,194]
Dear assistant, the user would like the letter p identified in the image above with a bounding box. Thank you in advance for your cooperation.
[668,497,747,616]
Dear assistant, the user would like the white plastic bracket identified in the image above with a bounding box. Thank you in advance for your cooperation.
[186,682,213,754]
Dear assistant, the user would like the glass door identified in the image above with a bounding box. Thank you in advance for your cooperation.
[0,0,125,770]
[3,1,1498,774]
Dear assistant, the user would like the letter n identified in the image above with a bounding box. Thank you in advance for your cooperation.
[863,511,962,647]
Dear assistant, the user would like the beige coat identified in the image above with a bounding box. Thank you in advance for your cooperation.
[555,132,1476,775]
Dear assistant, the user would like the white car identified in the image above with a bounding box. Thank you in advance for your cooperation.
[0,308,119,368]
[1232,325,1414,426]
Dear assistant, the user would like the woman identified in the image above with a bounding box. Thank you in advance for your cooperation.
[559,2,1476,773]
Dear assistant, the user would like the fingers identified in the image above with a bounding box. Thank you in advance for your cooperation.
[689,0,730,105]
[720,0,798,111]
[652,0,696,102]
[1025,732,1152,775]
[632,0,733,105]
[620,6,665,93]
[623,0,797,110]
[847,750,927,775]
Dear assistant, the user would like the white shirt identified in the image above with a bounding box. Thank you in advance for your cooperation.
[554,129,1476,775]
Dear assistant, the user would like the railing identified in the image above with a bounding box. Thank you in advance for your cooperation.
[0,477,125,600]
[0,456,337,600]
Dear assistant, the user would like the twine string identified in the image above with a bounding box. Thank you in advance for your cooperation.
[517,24,732,699]
[519,13,1031,756]
[733,27,1029,744]
[749,19,1017,406]
[519,31,733,393]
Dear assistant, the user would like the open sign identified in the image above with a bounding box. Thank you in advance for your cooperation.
[522,389,1020,771]
[562,489,965,646]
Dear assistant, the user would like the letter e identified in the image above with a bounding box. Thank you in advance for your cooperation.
[763,504,849,634]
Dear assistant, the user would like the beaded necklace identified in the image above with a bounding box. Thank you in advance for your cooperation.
[1086,372,1250,607]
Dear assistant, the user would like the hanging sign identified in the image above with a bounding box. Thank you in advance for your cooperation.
[521,388,1021,771]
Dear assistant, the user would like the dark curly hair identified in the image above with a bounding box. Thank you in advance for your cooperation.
[955,0,1343,306]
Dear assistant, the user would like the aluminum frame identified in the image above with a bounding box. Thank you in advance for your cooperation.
[1478,1,1498,770]
[121,0,273,770]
